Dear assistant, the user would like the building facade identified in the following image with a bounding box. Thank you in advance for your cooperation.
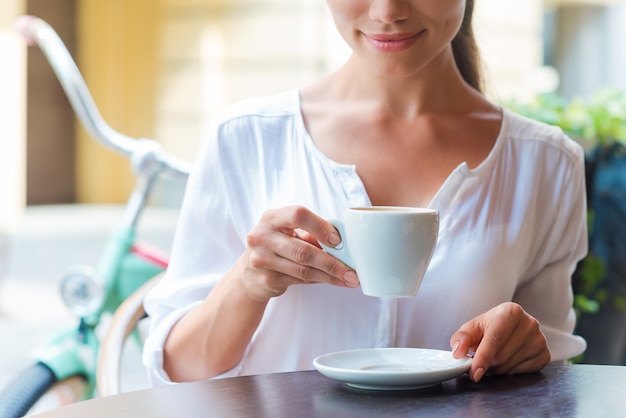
[1,0,625,233]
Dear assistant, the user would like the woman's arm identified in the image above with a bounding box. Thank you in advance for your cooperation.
[451,134,588,381]
[161,205,359,381]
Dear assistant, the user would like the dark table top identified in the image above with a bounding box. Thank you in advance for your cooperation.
[32,364,625,417]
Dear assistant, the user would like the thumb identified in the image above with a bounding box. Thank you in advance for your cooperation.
[450,329,480,358]
[450,319,483,359]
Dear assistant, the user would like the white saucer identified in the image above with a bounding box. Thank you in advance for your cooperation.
[313,347,472,391]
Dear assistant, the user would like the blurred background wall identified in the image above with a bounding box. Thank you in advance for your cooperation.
[2,0,626,224]
[0,0,26,236]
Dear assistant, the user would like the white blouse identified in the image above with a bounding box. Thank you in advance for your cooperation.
[143,89,588,385]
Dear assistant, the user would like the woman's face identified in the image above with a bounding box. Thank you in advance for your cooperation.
[326,0,466,78]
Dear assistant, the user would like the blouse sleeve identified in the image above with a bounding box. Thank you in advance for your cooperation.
[142,118,246,385]
[513,141,588,362]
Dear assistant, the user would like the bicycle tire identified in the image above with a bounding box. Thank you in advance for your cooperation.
[0,362,58,418]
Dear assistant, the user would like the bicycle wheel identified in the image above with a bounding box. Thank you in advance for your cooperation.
[0,362,86,418]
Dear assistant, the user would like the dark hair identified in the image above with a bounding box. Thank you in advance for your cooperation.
[451,0,483,92]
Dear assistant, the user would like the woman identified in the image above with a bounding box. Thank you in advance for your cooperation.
[143,0,587,385]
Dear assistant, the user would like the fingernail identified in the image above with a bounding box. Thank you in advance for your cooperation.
[452,341,460,355]
[343,271,358,286]
[473,367,485,383]
[329,232,341,247]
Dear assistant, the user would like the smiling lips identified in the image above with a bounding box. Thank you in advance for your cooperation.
[364,31,424,52]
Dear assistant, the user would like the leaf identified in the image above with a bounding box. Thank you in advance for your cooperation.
[574,294,599,314]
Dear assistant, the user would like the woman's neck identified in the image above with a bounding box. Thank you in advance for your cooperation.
[307,52,489,119]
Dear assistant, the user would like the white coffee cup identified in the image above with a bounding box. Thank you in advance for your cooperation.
[322,206,439,298]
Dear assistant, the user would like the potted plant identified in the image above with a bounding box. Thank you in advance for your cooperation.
[506,89,626,365]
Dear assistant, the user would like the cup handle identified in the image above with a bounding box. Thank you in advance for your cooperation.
[320,219,354,269]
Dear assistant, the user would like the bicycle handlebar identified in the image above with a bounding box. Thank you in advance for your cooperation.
[14,15,190,178]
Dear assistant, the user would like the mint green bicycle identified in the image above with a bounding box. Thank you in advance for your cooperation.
[0,16,190,418]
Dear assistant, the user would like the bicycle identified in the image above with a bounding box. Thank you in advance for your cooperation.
[0,15,191,418]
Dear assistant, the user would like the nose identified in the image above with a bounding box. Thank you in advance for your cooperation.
[369,0,411,24]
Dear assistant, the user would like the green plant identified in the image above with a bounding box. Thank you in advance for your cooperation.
[572,212,604,317]
[507,89,626,146]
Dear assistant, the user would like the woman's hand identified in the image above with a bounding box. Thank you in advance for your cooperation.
[450,302,551,382]
[238,205,359,302]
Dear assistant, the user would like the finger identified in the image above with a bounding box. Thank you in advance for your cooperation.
[490,329,550,375]
[293,228,322,249]
[490,333,551,376]
[470,320,519,380]
[270,206,342,248]
[273,232,359,287]
[488,317,541,371]
[248,226,358,288]
[498,349,551,376]
[262,252,354,288]
[293,230,360,287]
[450,325,484,383]
[450,329,478,359]
[245,243,352,297]
[491,346,548,376]
[450,329,493,382]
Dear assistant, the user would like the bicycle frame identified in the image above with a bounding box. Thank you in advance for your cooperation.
[0,15,191,417]
[36,169,167,398]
